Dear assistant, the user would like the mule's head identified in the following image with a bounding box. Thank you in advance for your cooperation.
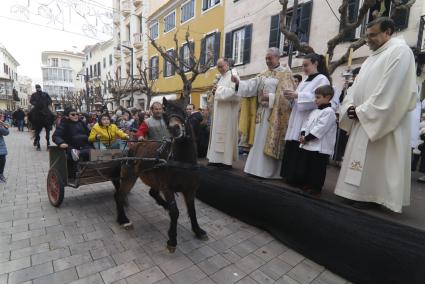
[162,97,187,139]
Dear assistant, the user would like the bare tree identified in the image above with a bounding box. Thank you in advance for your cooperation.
[106,68,131,108]
[148,28,214,104]
[135,61,158,109]
[279,0,416,74]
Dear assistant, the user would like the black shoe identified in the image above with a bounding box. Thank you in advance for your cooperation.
[417,176,425,183]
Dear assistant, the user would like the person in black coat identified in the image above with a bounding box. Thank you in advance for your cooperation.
[186,104,204,157]
[13,108,26,131]
[53,107,93,177]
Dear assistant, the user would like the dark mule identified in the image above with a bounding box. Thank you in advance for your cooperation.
[114,98,207,252]
[28,105,55,150]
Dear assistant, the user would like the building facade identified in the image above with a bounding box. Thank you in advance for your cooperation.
[0,44,19,111]
[113,0,168,110]
[146,0,225,108]
[17,75,31,109]
[41,51,85,111]
[83,39,115,111]
[224,0,424,91]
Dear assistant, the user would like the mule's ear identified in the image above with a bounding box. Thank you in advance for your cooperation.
[163,97,168,106]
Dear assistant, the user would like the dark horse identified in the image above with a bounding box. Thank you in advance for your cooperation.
[28,104,55,151]
[113,98,207,252]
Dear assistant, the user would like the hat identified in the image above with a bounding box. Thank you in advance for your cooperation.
[64,107,77,116]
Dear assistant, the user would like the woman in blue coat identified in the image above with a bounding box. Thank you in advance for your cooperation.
[0,111,10,182]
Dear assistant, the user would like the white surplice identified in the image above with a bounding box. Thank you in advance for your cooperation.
[285,74,330,141]
[335,37,417,213]
[207,70,240,165]
[237,65,287,178]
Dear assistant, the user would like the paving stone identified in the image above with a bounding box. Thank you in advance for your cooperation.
[187,245,217,263]
[276,275,302,284]
[193,277,216,284]
[8,261,53,284]
[100,261,140,284]
[11,242,50,260]
[157,254,194,276]
[230,240,259,258]
[0,256,31,275]
[68,273,104,284]
[126,266,166,284]
[76,256,116,278]
[12,228,45,242]
[210,264,246,284]
[0,239,30,253]
[249,269,275,284]
[0,251,10,263]
[30,231,65,246]
[53,253,92,272]
[33,267,79,284]
[235,276,258,284]
[279,249,305,267]
[311,270,347,284]
[287,260,325,284]
[197,254,231,275]
[31,247,71,265]
[234,253,266,274]
[259,257,293,280]
[254,240,288,262]
[168,265,207,284]
[0,273,7,284]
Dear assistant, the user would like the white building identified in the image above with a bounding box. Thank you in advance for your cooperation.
[82,39,115,111]
[0,44,19,111]
[112,0,167,110]
[224,0,424,92]
[41,50,85,110]
[17,75,32,109]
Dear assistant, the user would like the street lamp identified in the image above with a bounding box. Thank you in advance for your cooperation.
[119,44,134,107]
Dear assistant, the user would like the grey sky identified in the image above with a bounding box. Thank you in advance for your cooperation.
[0,0,113,86]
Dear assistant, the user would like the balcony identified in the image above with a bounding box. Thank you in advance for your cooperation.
[113,16,120,25]
[114,48,121,59]
[133,33,143,49]
[121,0,131,16]
[133,0,142,6]
[121,41,132,55]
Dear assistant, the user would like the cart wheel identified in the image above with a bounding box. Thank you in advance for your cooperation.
[47,168,64,207]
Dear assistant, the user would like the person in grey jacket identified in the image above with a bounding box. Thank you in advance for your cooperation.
[0,111,10,182]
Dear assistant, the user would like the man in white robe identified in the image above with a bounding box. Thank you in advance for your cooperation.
[334,18,417,212]
[232,48,294,178]
[207,58,240,167]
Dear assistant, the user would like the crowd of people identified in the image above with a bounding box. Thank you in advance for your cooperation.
[0,17,422,214]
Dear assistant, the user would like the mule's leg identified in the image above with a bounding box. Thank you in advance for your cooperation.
[114,174,137,229]
[34,127,41,150]
[45,128,50,147]
[149,188,169,210]
[163,190,179,253]
[183,191,208,240]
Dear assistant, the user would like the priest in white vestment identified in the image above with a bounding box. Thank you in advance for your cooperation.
[232,48,294,178]
[334,18,417,212]
[207,58,240,167]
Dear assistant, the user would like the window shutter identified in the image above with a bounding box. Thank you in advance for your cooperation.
[298,1,312,43]
[200,37,206,66]
[224,32,232,60]
[149,58,152,79]
[163,57,167,77]
[341,0,359,41]
[243,24,252,65]
[214,32,221,65]
[215,0,220,4]
[392,0,410,31]
[269,14,281,48]
[202,0,208,11]
[170,50,176,75]
[179,46,184,69]
[98,62,101,76]
[189,42,195,67]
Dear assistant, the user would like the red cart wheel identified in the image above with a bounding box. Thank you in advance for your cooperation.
[47,168,65,207]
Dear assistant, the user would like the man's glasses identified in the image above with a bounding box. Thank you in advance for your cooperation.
[68,113,78,116]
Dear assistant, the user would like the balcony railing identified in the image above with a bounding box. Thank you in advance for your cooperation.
[121,0,131,16]
[133,33,143,49]
[418,15,425,52]
[121,41,132,55]
[133,0,142,6]
[114,48,121,59]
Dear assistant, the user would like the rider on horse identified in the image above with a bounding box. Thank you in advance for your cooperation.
[29,84,54,150]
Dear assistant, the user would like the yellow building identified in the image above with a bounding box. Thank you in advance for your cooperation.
[147,0,224,108]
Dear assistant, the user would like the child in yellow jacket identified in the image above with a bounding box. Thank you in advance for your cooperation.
[89,113,129,149]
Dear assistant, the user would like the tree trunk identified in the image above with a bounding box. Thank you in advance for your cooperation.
[182,82,192,105]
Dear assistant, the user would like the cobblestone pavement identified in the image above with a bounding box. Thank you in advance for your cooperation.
[0,129,349,284]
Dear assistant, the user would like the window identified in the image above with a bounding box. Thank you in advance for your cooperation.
[268,1,312,56]
[51,58,58,67]
[225,25,252,65]
[180,43,194,72]
[103,58,106,68]
[94,64,97,77]
[150,56,159,80]
[109,54,113,66]
[97,62,101,76]
[164,11,176,33]
[90,65,93,78]
[61,59,70,68]
[163,49,175,77]
[150,22,159,39]
[201,32,221,67]
[181,0,195,23]
[202,0,220,11]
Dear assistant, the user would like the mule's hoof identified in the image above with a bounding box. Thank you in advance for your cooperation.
[167,245,176,253]
[121,222,133,230]
[197,234,209,241]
